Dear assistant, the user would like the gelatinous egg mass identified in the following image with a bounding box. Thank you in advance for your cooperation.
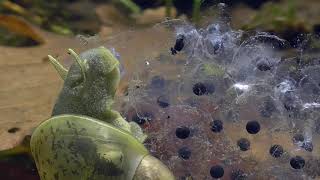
[112,7,320,179]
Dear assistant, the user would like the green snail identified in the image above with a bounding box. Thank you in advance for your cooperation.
[30,47,175,180]
[48,47,145,142]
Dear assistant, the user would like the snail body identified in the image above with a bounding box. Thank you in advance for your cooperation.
[49,47,145,142]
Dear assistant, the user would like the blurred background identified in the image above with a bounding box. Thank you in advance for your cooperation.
[0,0,319,179]
[1,0,320,44]
[1,0,320,46]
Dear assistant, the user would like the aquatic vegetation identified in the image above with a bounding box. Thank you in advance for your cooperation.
[243,0,300,32]
[0,15,44,46]
[115,0,142,15]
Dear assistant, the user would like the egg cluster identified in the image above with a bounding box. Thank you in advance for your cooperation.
[114,12,320,179]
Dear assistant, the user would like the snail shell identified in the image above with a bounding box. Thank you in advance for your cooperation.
[31,115,174,180]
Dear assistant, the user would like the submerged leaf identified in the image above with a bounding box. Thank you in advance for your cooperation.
[0,15,45,44]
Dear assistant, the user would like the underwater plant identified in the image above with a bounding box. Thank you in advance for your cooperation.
[166,0,203,23]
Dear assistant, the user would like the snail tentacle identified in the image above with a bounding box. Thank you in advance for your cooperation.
[48,55,68,80]
[68,48,87,82]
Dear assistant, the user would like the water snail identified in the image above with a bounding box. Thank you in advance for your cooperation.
[30,46,175,180]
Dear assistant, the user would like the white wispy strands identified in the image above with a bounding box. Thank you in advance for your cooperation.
[278,80,294,93]
[303,102,320,109]
[233,83,250,91]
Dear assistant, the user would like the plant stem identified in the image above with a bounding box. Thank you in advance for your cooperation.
[192,0,202,24]
[165,0,173,17]
[114,0,141,15]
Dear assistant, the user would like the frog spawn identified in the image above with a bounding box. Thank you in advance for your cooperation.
[111,11,320,180]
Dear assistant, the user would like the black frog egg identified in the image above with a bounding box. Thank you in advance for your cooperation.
[175,126,191,139]
[269,145,284,158]
[290,156,305,169]
[210,165,224,179]
[302,142,313,152]
[192,82,207,96]
[206,38,223,55]
[171,34,185,55]
[192,81,216,96]
[132,114,146,125]
[282,91,300,112]
[211,120,223,133]
[131,112,153,125]
[257,60,271,71]
[178,147,191,160]
[237,138,250,151]
[174,34,185,51]
[246,121,261,134]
